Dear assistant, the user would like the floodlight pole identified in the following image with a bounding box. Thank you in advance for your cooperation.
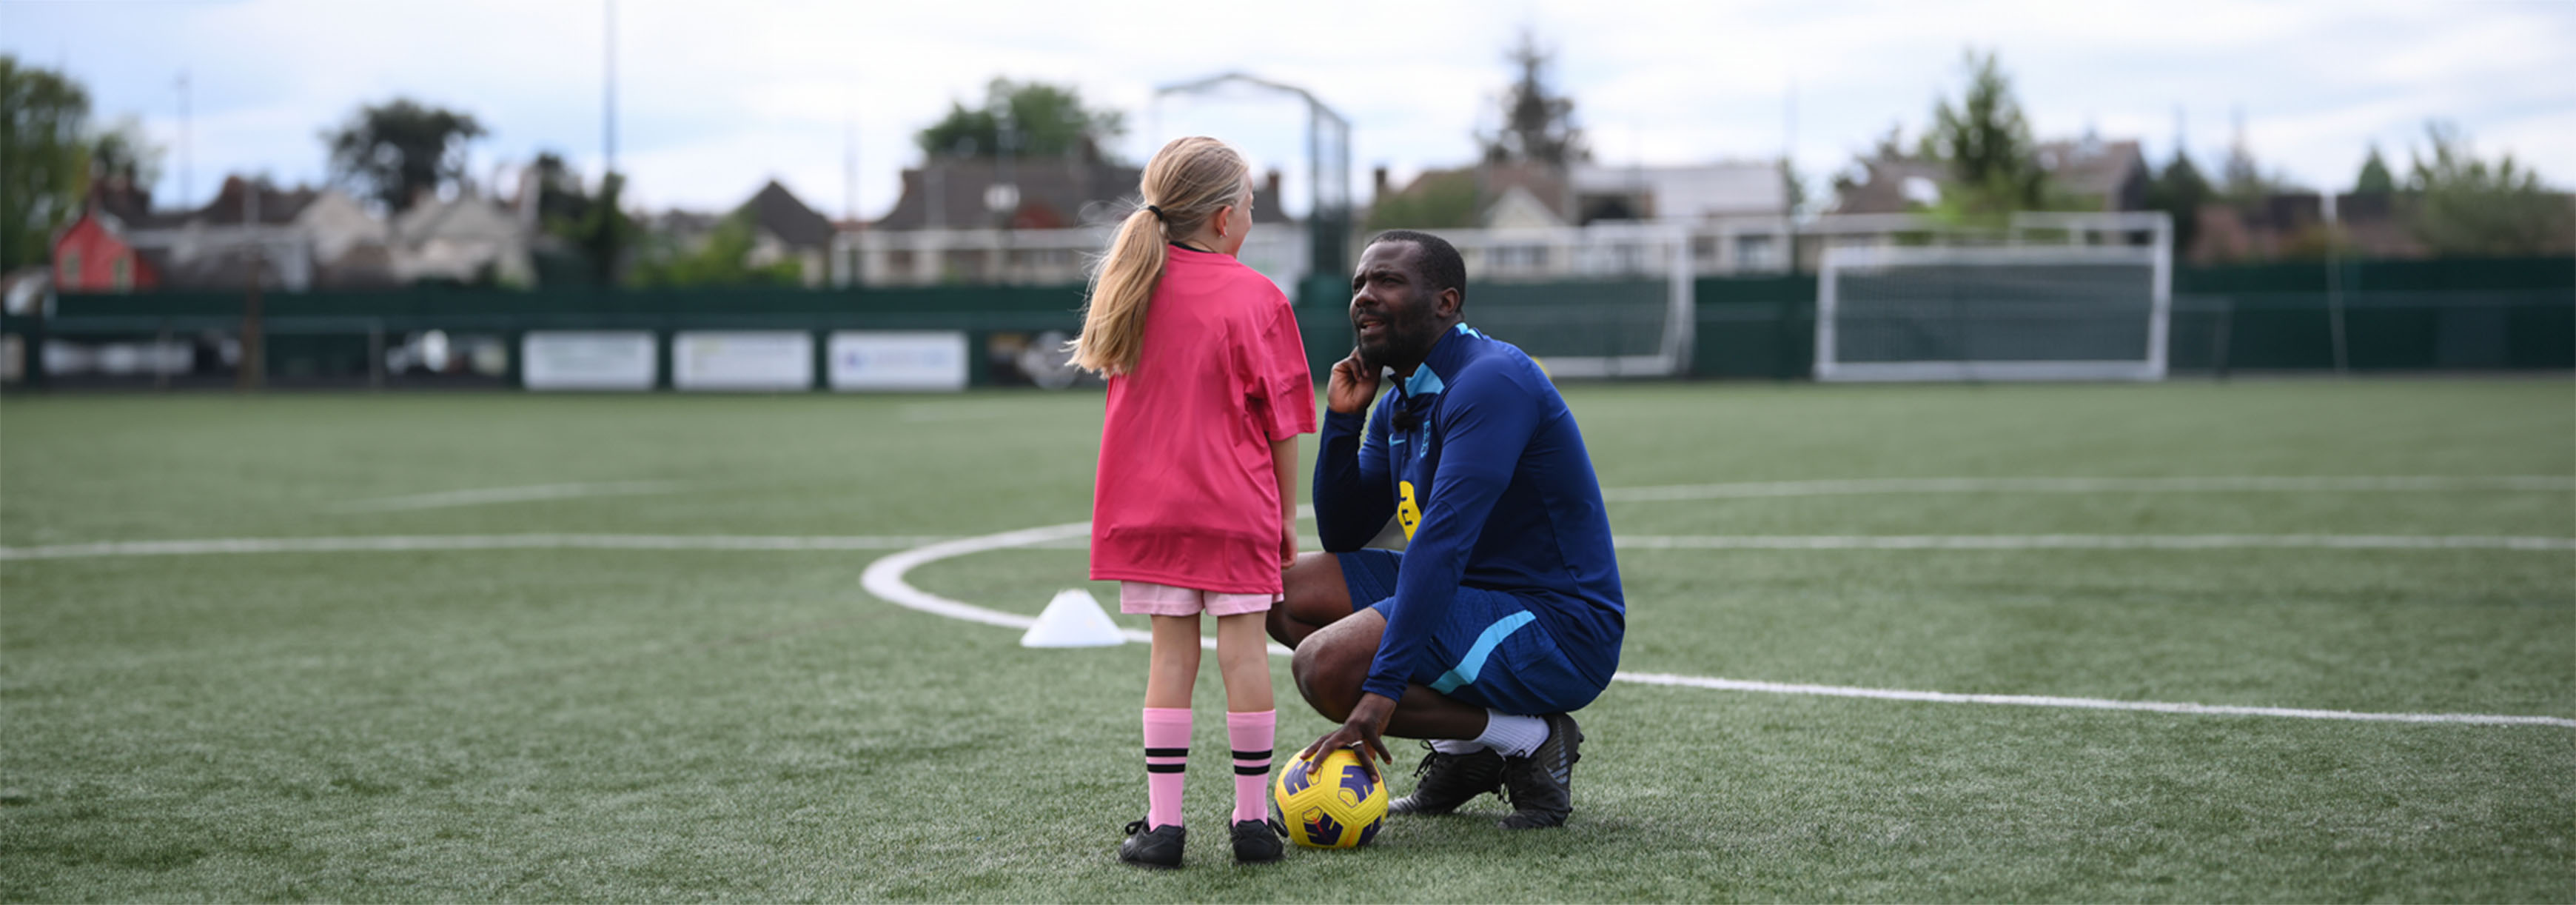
[603,0,617,176]
[1153,72,1353,283]
[176,71,192,207]
[2322,193,2349,374]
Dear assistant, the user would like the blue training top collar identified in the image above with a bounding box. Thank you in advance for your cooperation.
[1397,323,1481,398]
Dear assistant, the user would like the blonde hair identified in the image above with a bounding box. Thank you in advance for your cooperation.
[1067,136,1251,375]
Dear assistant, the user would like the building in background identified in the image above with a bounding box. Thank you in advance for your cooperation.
[851,156,1295,287]
[117,176,394,292]
[739,180,835,287]
[1367,158,1797,275]
[50,209,158,293]
[2190,191,2440,264]
[1834,133,2148,216]
[390,191,534,287]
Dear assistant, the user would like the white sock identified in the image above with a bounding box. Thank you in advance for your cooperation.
[1430,738,1486,755]
[1473,711,1549,758]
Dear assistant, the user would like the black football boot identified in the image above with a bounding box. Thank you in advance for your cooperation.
[1230,818,1285,864]
[1118,819,1184,869]
[1386,741,1507,816]
[1495,712,1582,829]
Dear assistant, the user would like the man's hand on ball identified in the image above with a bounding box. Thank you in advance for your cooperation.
[1299,692,1395,778]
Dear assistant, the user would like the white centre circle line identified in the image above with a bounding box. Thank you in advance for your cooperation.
[6,477,2566,727]
[856,514,2574,729]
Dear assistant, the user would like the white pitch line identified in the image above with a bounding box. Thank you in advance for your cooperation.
[857,523,1092,632]
[16,532,2562,563]
[856,522,2576,729]
[857,520,1289,655]
[1600,475,2576,504]
[981,534,2576,552]
[4,521,2567,725]
[1614,672,2576,728]
[0,534,950,561]
[337,481,684,512]
[1614,534,2576,551]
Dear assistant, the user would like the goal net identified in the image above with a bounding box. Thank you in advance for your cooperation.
[1815,242,2171,381]
[1439,225,1694,378]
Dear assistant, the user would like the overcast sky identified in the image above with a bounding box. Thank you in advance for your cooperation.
[6,0,2570,219]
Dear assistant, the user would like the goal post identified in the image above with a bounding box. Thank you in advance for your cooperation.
[1814,238,2173,383]
[1438,224,1695,378]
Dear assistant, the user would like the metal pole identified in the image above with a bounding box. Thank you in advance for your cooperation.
[604,0,617,176]
[176,71,192,207]
[155,319,172,391]
[240,181,264,391]
[2323,193,2349,374]
[2213,296,2235,381]
[2148,212,2173,380]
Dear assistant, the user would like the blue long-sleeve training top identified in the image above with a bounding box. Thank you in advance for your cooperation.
[1312,324,1626,704]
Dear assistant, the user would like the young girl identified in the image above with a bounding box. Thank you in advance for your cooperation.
[1072,136,1313,869]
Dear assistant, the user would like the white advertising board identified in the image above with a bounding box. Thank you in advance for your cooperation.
[673,331,814,391]
[521,331,657,391]
[828,331,970,392]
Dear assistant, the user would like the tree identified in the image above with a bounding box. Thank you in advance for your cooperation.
[2216,113,2299,204]
[1364,169,1479,232]
[2145,148,2213,258]
[322,98,486,213]
[628,210,800,287]
[916,79,1123,161]
[1478,30,1586,167]
[1,55,90,271]
[87,116,164,193]
[1780,158,1808,216]
[530,152,593,224]
[2354,145,2395,195]
[1920,49,2043,220]
[2404,121,2571,257]
[528,151,637,286]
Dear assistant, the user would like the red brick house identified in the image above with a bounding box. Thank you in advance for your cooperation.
[50,175,161,293]
[51,207,159,293]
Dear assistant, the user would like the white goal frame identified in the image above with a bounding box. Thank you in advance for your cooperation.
[1814,224,2173,383]
[1436,224,1696,378]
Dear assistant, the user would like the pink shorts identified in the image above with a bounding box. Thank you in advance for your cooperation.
[1118,581,1276,617]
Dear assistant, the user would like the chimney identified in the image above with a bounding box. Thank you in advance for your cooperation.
[1265,169,1282,202]
[1373,166,1391,201]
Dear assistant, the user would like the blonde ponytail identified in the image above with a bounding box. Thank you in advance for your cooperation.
[1068,136,1251,375]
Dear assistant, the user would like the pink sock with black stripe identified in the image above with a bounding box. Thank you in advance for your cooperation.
[1142,708,1190,830]
[1227,709,1275,823]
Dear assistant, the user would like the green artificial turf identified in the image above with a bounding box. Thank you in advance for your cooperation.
[3,379,2570,901]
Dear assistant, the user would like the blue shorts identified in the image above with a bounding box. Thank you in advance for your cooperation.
[1335,549,1606,716]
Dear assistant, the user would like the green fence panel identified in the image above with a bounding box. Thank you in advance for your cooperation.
[12,258,2566,390]
[1692,275,1817,379]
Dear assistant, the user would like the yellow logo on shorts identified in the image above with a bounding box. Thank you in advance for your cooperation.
[1397,481,1421,540]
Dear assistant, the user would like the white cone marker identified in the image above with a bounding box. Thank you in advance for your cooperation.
[1019,588,1126,647]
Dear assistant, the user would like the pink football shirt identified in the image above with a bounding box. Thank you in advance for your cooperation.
[1089,246,1317,595]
